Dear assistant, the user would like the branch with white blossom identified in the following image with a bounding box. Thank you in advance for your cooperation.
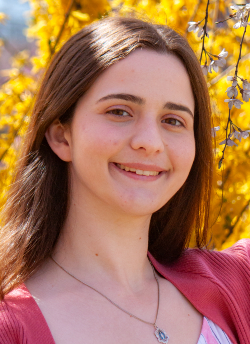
[187,0,228,76]
[216,5,250,168]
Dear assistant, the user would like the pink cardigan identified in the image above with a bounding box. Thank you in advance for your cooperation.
[1,239,250,343]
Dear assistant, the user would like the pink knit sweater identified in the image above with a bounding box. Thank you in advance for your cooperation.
[0,239,250,343]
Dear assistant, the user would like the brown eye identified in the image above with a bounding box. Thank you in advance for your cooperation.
[107,109,130,117]
[162,118,183,126]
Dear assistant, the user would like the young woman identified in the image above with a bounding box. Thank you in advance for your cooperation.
[0,16,249,344]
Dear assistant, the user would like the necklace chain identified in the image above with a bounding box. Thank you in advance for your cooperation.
[51,256,160,327]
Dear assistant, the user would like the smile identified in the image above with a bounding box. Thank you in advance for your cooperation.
[116,163,161,176]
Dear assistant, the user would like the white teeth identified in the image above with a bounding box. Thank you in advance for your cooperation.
[136,170,143,175]
[117,164,160,176]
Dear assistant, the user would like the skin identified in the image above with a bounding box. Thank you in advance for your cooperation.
[26,50,202,344]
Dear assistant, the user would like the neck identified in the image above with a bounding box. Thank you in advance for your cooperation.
[53,195,153,293]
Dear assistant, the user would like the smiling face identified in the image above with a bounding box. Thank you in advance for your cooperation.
[59,49,196,216]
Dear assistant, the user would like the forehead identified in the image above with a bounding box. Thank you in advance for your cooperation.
[81,49,195,112]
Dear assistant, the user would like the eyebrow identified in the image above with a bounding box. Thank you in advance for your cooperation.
[97,93,145,105]
[163,102,194,118]
[97,93,193,117]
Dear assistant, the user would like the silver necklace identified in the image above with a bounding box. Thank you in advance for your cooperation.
[51,257,169,343]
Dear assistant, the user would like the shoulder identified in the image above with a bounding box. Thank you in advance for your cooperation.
[0,285,28,343]
[150,239,250,309]
[181,238,250,281]
[0,284,55,344]
[150,240,250,344]
[175,239,250,288]
[150,239,250,279]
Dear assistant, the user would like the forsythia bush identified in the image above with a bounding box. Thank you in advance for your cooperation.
[0,0,249,249]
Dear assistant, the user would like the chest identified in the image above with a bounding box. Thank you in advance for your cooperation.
[34,280,203,344]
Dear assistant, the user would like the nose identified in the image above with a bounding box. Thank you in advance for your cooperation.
[130,116,165,155]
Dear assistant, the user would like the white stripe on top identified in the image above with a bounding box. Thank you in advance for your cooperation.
[197,317,232,344]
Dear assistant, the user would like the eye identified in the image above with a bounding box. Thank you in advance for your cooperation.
[162,117,184,127]
[106,109,131,117]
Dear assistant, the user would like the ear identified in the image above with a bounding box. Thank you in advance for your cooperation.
[45,119,72,162]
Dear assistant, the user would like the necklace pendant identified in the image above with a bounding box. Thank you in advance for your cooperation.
[154,326,169,343]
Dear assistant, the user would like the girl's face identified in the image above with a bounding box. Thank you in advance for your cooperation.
[62,50,195,216]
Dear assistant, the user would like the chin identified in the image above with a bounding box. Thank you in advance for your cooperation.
[116,198,169,217]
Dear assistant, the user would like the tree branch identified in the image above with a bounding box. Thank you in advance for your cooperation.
[218,13,249,168]
[50,0,76,57]
[234,14,249,78]
[218,108,231,169]
[200,0,210,64]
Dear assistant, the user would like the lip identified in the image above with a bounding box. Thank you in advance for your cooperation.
[110,162,166,181]
[113,162,166,172]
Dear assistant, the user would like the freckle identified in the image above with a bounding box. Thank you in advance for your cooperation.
[95,253,98,256]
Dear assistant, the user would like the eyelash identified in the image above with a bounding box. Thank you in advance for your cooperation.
[106,109,131,117]
[162,117,184,127]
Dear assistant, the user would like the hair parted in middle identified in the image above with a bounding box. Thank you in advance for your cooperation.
[0,16,213,299]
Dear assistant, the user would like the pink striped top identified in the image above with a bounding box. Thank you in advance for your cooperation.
[198,317,232,344]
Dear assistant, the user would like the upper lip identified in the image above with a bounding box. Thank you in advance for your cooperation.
[114,162,166,172]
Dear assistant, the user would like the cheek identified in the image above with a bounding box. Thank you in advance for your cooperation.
[72,122,125,164]
[169,136,195,172]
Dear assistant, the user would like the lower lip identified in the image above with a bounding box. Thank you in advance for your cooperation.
[110,163,165,181]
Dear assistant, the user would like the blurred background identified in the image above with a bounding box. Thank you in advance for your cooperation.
[0,0,32,83]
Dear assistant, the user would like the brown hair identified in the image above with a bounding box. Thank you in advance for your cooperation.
[0,16,213,299]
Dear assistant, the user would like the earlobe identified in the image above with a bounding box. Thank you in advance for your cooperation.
[45,119,72,162]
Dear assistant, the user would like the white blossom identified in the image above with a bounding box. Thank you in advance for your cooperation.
[233,130,242,142]
[231,5,241,11]
[231,4,250,28]
[243,79,250,90]
[241,130,250,139]
[209,60,219,73]
[219,138,238,147]
[242,90,250,102]
[234,19,250,29]
[208,63,213,73]
[215,58,226,67]
[188,22,199,33]
[232,130,250,141]
[233,21,242,29]
[227,76,238,87]
[231,5,246,19]
[201,64,209,75]
[215,49,228,67]
[226,86,238,98]
[224,98,243,109]
[211,126,220,137]
[218,48,228,58]
[197,27,204,37]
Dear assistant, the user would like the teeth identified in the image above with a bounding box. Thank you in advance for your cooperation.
[117,164,160,176]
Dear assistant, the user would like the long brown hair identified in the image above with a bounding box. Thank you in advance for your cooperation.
[0,16,213,299]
